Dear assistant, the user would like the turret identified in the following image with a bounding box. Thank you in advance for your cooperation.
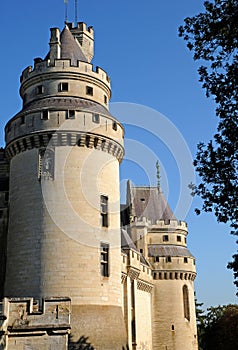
[3,23,127,349]
[124,181,198,350]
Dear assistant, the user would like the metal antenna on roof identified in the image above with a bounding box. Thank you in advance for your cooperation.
[64,0,69,23]
[75,0,78,25]
[156,161,161,191]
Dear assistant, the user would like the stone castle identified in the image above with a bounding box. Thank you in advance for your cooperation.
[0,19,198,350]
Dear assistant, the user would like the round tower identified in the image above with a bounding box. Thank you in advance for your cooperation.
[4,24,127,349]
[148,220,198,350]
[128,183,198,350]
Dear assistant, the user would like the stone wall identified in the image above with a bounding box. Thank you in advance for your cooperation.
[0,297,70,350]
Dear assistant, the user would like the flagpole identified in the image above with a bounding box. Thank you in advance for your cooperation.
[64,0,68,23]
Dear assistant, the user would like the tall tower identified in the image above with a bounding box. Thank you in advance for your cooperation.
[127,182,198,350]
[4,23,127,349]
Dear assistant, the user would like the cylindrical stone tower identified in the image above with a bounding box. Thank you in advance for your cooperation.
[128,183,198,350]
[4,23,127,349]
[149,221,198,350]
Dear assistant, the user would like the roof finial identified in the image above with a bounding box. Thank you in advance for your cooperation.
[156,161,161,191]
[75,0,78,25]
[64,0,68,23]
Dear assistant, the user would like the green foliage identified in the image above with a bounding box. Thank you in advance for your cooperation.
[202,304,238,350]
[68,335,94,350]
[179,1,238,292]
[196,303,238,350]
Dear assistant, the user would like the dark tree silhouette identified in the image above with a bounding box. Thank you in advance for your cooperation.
[68,335,94,350]
[179,0,238,293]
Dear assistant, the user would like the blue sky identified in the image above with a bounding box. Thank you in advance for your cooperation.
[1,0,237,309]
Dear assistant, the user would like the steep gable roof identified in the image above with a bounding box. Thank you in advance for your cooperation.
[128,182,176,222]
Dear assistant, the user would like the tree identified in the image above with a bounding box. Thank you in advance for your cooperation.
[179,0,238,292]
[202,304,238,350]
[195,299,206,350]
[68,335,94,350]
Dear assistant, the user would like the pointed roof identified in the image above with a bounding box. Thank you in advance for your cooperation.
[60,26,88,64]
[121,229,138,251]
[45,26,88,64]
[128,183,176,222]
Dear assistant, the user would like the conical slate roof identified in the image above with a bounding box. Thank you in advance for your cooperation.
[60,26,87,64]
[129,185,176,222]
[45,25,87,64]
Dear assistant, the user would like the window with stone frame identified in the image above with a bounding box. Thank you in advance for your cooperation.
[183,285,190,321]
[100,195,108,227]
[100,242,109,277]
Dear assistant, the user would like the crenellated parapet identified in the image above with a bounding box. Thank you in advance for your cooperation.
[0,297,70,350]
[20,59,111,109]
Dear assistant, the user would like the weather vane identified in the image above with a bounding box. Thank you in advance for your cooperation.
[156,160,161,191]
[64,0,68,23]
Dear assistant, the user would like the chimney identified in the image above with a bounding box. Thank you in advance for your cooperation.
[49,28,61,63]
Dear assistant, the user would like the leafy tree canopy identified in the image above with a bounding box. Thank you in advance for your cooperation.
[179,0,238,292]
[199,304,238,350]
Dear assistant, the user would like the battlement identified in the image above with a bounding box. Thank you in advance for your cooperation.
[0,297,71,327]
[131,217,188,230]
[0,297,71,350]
[67,21,94,37]
[20,59,110,86]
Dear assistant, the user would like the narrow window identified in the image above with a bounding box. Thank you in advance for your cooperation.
[177,235,181,242]
[94,137,99,148]
[85,135,90,148]
[67,110,75,119]
[104,95,108,104]
[36,85,44,94]
[172,325,175,331]
[163,235,169,242]
[20,115,25,125]
[112,122,117,131]
[155,256,160,263]
[86,86,93,96]
[100,243,109,277]
[92,113,100,123]
[184,257,188,263]
[59,82,69,91]
[41,110,49,120]
[140,248,143,254]
[100,195,108,227]
[183,285,190,321]
[166,256,172,263]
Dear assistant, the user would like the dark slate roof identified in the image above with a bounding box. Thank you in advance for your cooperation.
[130,186,176,222]
[45,26,87,64]
[18,97,113,117]
[121,229,138,251]
[148,244,194,258]
[60,26,87,64]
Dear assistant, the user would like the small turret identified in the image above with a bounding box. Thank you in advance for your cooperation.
[67,22,94,62]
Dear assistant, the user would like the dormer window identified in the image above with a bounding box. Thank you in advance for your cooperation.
[59,82,69,92]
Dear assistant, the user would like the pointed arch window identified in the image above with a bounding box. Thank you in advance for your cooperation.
[183,285,190,321]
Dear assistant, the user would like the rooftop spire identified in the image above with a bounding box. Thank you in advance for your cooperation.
[75,0,78,25]
[156,160,161,191]
[64,0,68,23]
